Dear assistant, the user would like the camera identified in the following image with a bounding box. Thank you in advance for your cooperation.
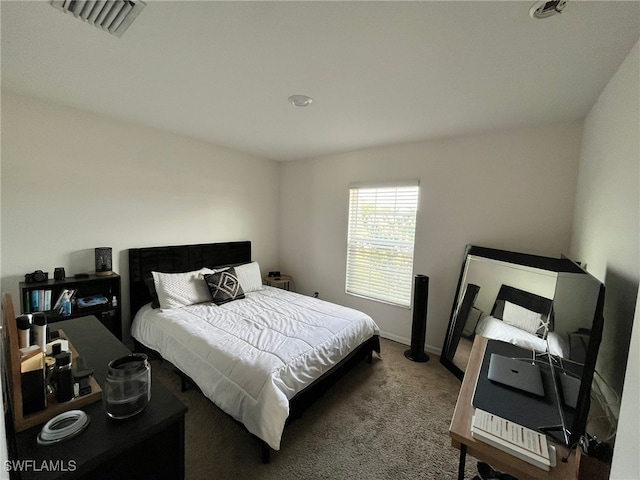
[25,270,49,284]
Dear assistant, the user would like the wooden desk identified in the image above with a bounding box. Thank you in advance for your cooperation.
[449,336,581,480]
[11,316,187,480]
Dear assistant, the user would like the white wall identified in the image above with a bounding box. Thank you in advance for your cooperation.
[0,91,281,338]
[612,296,640,479]
[279,122,584,349]
[570,40,639,480]
[461,256,557,317]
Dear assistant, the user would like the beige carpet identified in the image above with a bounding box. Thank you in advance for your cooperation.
[153,338,479,480]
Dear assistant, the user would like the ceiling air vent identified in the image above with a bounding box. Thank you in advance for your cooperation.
[529,0,568,19]
[50,0,146,37]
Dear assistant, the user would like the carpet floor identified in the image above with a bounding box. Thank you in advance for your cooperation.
[152,338,479,480]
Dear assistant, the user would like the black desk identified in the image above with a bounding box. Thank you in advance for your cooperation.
[12,316,187,480]
[472,339,572,443]
[450,336,580,480]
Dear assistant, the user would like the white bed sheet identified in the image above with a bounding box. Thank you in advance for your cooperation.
[475,316,569,358]
[131,286,379,450]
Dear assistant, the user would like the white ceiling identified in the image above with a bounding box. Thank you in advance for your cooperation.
[2,1,639,161]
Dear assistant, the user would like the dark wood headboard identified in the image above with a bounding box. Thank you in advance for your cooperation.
[491,284,552,316]
[490,284,554,331]
[128,241,251,316]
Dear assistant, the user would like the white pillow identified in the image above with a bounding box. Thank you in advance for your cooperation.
[233,261,263,293]
[502,301,544,335]
[152,268,215,309]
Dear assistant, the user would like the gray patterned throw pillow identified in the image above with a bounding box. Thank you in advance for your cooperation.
[204,268,245,305]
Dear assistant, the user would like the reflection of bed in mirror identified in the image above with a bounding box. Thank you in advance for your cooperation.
[441,246,591,379]
[465,280,593,366]
[441,245,605,448]
[474,284,574,357]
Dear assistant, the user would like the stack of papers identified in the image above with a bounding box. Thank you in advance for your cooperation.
[471,408,552,470]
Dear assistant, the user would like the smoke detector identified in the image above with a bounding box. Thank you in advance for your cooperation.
[529,0,568,19]
[50,0,146,37]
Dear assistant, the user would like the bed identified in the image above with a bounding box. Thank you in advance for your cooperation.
[128,241,381,461]
[473,284,569,358]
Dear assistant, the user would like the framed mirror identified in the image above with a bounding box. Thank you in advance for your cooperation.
[441,245,606,447]
[440,245,582,380]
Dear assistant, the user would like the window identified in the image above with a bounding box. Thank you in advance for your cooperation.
[345,182,419,307]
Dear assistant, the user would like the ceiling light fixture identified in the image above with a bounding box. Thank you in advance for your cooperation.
[288,95,313,107]
[529,0,568,19]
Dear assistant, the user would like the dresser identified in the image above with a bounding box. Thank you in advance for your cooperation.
[11,316,187,480]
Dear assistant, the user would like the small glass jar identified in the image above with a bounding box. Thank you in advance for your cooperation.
[105,354,151,419]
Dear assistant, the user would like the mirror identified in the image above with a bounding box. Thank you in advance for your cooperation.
[441,245,582,380]
[441,245,606,447]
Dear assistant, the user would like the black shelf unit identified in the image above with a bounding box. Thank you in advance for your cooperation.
[19,273,122,340]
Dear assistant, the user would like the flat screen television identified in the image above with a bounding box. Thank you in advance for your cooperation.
[440,245,606,448]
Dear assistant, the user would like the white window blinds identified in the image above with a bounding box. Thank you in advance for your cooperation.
[346,183,419,307]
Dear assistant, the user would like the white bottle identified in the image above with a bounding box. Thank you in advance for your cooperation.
[32,312,47,352]
[16,314,32,349]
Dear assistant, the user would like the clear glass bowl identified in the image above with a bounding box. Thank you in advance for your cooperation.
[105,353,151,419]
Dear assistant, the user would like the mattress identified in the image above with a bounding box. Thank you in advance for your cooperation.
[131,286,380,450]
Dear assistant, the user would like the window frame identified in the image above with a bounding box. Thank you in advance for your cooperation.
[345,181,419,308]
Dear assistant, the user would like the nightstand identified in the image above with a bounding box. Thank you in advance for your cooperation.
[263,274,293,291]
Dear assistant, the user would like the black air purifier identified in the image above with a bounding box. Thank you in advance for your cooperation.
[405,274,430,362]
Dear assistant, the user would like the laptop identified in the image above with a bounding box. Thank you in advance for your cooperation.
[487,353,545,397]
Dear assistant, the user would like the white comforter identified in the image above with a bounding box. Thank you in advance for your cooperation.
[131,286,379,450]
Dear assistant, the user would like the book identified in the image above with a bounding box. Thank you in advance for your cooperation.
[24,291,31,314]
[38,290,45,312]
[44,290,52,311]
[31,290,39,312]
[471,409,551,471]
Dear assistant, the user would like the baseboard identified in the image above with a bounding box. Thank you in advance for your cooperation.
[378,331,442,356]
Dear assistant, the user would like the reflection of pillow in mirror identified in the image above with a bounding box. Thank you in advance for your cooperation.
[502,301,544,335]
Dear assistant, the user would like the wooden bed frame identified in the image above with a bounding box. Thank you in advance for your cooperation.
[128,241,380,462]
